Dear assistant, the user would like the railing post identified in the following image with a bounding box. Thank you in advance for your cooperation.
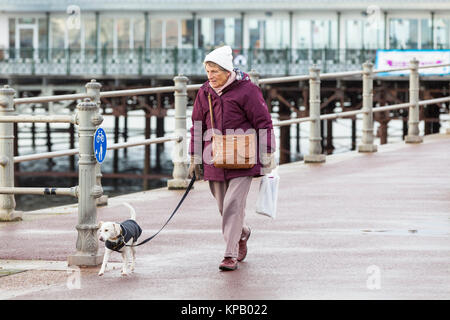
[447,82,450,134]
[0,85,21,221]
[358,61,378,153]
[86,79,108,206]
[405,58,423,143]
[304,65,326,163]
[248,69,260,86]
[68,98,103,267]
[168,75,189,190]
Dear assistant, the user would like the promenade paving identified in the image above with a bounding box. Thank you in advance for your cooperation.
[0,133,449,300]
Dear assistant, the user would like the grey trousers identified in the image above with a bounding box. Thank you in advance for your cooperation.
[209,176,253,258]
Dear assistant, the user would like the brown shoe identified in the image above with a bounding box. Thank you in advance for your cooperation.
[237,227,251,262]
[219,257,238,271]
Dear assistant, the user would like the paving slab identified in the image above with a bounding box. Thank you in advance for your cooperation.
[0,134,449,300]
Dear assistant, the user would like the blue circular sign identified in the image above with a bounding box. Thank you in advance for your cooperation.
[94,127,107,163]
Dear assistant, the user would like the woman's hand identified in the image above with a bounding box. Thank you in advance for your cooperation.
[188,156,203,180]
[261,153,276,175]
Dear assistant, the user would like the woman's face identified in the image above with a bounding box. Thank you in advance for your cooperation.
[205,64,230,89]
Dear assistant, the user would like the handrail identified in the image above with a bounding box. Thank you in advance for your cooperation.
[14,93,92,105]
[0,115,76,123]
[8,63,450,105]
[13,135,183,163]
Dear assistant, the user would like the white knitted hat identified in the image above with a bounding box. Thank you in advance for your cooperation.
[203,45,234,72]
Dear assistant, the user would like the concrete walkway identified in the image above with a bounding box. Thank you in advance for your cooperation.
[0,134,449,300]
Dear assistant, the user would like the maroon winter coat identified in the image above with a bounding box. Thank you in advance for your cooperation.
[189,70,275,181]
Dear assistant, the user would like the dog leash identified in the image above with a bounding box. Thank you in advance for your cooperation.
[126,172,196,248]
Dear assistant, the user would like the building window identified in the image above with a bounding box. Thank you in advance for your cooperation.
[134,17,145,50]
[150,19,163,48]
[297,20,311,49]
[346,19,384,49]
[84,17,97,50]
[389,18,419,49]
[435,18,450,49]
[249,19,264,48]
[214,19,225,46]
[297,19,337,49]
[199,17,242,49]
[117,18,130,53]
[166,19,179,48]
[421,18,433,49]
[8,18,15,56]
[38,17,48,59]
[198,17,212,49]
[100,17,114,50]
[51,17,66,58]
[181,19,194,48]
[265,19,289,49]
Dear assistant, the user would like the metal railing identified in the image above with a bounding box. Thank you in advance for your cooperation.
[1,59,450,267]
[0,47,379,76]
[0,76,191,267]
[251,59,450,160]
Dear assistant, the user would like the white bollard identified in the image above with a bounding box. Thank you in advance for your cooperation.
[358,62,378,153]
[405,58,423,143]
[0,85,21,221]
[68,98,103,267]
[304,66,326,163]
[168,75,190,189]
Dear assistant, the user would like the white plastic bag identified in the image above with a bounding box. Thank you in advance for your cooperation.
[255,166,280,219]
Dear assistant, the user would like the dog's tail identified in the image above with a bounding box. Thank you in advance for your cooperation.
[122,202,137,221]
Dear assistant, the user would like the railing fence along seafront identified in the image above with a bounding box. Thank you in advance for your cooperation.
[0,59,449,266]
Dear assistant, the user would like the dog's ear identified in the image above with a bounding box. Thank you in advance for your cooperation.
[113,223,120,235]
[98,221,103,229]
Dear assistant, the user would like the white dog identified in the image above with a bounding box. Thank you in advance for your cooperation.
[98,202,142,276]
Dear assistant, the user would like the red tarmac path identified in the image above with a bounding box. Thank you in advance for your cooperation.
[0,134,449,299]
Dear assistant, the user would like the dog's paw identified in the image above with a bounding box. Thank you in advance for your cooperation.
[98,271,104,276]
[121,272,129,277]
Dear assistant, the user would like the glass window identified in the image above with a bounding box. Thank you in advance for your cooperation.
[346,20,363,49]
[363,19,384,49]
[297,20,311,49]
[38,18,48,58]
[166,19,178,48]
[312,20,337,49]
[421,18,432,49]
[51,17,66,59]
[9,18,15,49]
[249,19,264,48]
[199,17,212,49]
[181,18,194,48]
[18,18,35,25]
[214,19,225,46]
[68,23,81,50]
[134,17,145,49]
[84,17,97,49]
[224,18,235,47]
[389,18,418,49]
[234,18,243,49]
[100,17,114,50]
[150,19,162,48]
[435,18,450,49]
[346,19,384,49]
[199,17,241,48]
[117,18,130,50]
[265,19,289,49]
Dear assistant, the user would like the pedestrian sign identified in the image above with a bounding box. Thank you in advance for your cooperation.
[94,127,107,163]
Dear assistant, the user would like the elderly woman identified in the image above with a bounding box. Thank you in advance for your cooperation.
[188,46,275,271]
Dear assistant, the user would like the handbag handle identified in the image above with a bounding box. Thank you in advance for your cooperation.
[208,93,216,136]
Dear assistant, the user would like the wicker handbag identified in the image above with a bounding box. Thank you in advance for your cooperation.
[208,93,256,169]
